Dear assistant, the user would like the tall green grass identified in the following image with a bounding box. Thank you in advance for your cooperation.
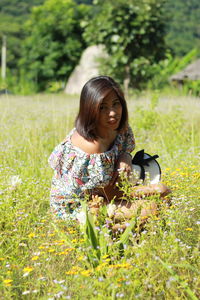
[0,92,199,299]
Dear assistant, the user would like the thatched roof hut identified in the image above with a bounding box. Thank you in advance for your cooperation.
[170,59,200,82]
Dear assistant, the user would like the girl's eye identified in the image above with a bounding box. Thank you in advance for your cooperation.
[113,101,121,106]
[100,105,107,111]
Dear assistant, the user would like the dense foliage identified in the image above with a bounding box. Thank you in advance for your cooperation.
[84,0,166,90]
[19,0,90,91]
[75,0,92,3]
[0,0,44,15]
[0,0,200,93]
[163,0,200,56]
[0,0,44,71]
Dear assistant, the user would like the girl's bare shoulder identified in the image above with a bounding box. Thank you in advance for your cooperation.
[71,130,102,154]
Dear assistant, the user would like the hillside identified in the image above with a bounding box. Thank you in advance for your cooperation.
[0,0,45,70]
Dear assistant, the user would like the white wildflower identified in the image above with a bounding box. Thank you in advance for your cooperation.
[19,243,27,247]
[107,203,116,218]
[54,291,64,298]
[76,211,86,225]
[131,165,141,185]
[144,171,151,185]
[9,175,22,189]
[38,277,46,281]
[22,290,30,295]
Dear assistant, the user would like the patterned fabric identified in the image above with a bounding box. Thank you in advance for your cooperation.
[48,125,135,219]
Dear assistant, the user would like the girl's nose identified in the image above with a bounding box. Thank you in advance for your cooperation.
[109,108,117,116]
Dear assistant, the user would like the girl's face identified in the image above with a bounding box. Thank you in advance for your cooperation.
[97,90,122,134]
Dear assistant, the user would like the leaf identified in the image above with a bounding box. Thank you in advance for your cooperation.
[99,226,109,257]
[85,209,99,250]
[119,215,137,245]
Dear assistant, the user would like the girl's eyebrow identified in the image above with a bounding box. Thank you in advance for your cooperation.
[101,97,119,105]
[101,100,108,105]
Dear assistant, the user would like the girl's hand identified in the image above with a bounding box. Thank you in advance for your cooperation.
[131,183,171,198]
[110,152,132,185]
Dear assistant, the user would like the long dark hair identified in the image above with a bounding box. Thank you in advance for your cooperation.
[75,76,128,141]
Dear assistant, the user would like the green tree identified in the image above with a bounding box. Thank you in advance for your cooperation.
[0,0,44,16]
[19,0,90,91]
[0,0,44,71]
[164,0,200,57]
[74,0,92,3]
[84,0,167,91]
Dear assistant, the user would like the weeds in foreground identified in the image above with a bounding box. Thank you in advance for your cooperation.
[0,94,199,299]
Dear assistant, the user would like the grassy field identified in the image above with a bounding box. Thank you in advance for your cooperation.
[0,92,200,299]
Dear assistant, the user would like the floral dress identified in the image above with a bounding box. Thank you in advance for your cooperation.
[48,125,135,220]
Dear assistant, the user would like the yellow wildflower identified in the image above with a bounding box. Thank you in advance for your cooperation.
[3,279,13,286]
[54,240,65,245]
[68,247,75,251]
[31,256,39,261]
[77,256,84,261]
[66,266,82,275]
[0,258,5,261]
[23,267,33,273]
[117,277,125,282]
[48,249,55,253]
[68,230,76,234]
[79,239,85,243]
[96,262,108,271]
[185,228,193,231]
[66,270,78,275]
[48,233,56,237]
[28,233,35,238]
[105,258,111,262]
[56,251,65,255]
[80,270,91,277]
[71,266,82,271]
[38,246,45,249]
[71,239,78,243]
[109,263,132,269]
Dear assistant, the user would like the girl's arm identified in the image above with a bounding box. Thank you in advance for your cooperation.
[110,152,133,185]
[110,125,135,184]
[102,182,171,202]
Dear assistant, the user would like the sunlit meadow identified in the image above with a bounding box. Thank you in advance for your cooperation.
[0,91,200,299]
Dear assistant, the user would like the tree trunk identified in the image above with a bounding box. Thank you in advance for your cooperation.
[1,35,6,80]
[123,64,130,99]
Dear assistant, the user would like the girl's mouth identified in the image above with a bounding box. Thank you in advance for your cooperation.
[108,118,119,125]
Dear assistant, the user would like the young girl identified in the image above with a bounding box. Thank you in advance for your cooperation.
[48,76,170,220]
